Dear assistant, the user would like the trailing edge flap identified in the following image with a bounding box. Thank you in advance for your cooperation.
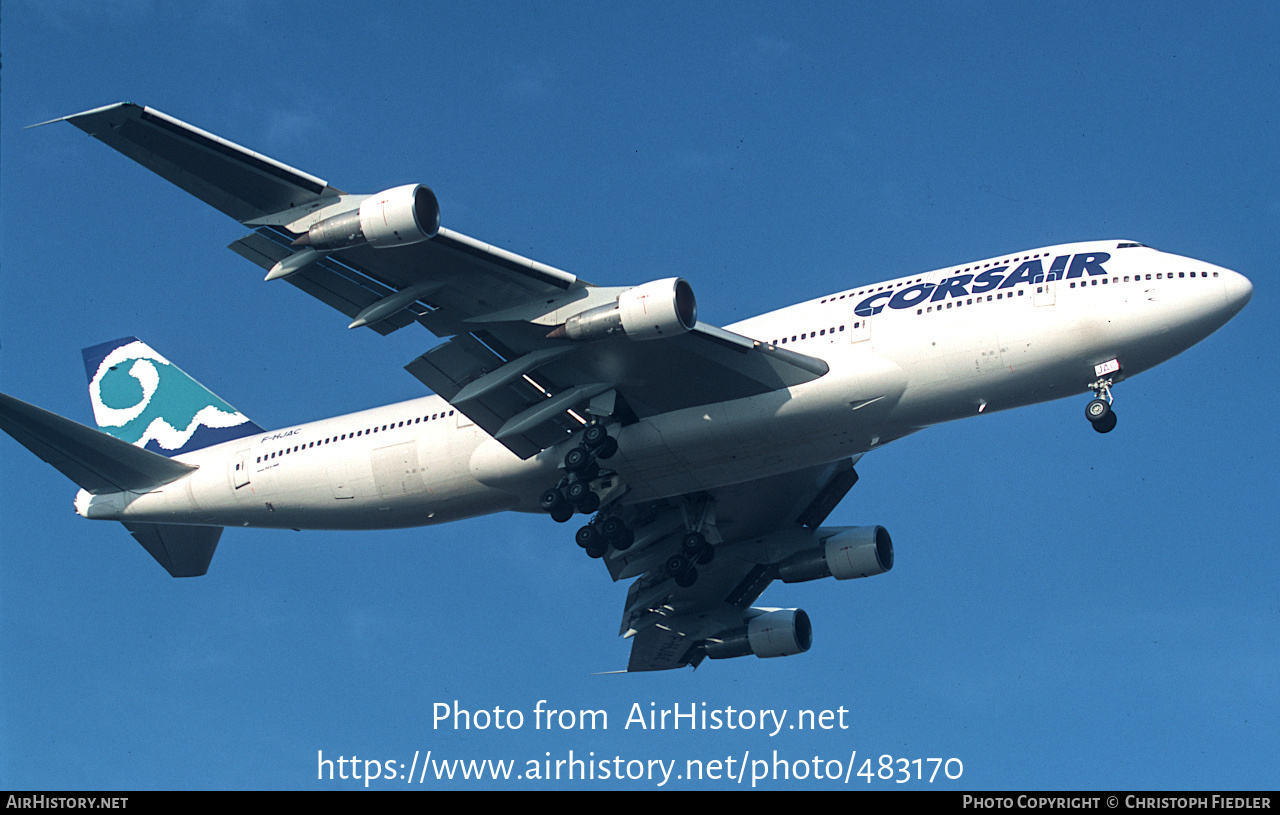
[122,522,222,578]
[0,392,196,495]
[407,325,830,459]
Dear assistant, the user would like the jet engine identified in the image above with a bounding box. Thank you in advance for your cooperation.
[293,184,440,250]
[703,608,812,660]
[777,525,894,583]
[548,278,697,341]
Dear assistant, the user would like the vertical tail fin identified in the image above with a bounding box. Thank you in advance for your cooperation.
[82,337,263,456]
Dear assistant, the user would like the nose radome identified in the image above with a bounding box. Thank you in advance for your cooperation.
[1223,268,1253,316]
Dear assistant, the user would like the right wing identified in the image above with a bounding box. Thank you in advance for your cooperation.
[600,455,891,672]
[48,102,829,459]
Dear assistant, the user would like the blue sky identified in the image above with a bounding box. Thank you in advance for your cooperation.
[2,0,1276,790]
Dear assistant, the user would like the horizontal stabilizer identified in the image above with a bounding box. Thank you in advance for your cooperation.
[122,522,222,577]
[0,392,196,494]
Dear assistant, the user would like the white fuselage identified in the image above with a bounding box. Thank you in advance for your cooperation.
[76,240,1252,531]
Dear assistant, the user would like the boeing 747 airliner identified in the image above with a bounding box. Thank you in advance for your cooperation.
[0,103,1252,670]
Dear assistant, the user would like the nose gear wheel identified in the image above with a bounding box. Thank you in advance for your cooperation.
[1085,376,1118,433]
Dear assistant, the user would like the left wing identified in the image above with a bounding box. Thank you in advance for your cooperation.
[597,455,893,672]
[43,103,892,670]
[48,103,829,459]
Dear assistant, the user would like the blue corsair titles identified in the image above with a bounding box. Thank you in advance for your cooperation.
[0,103,1253,671]
[852,251,1112,315]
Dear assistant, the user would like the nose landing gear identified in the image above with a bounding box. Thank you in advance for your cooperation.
[1085,374,1118,434]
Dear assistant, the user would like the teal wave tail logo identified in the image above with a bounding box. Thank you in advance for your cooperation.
[81,338,264,456]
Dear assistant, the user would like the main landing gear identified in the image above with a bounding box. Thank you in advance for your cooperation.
[1085,377,1118,434]
[664,531,715,588]
[575,515,634,559]
[539,421,619,521]
[541,421,633,557]
[542,422,717,587]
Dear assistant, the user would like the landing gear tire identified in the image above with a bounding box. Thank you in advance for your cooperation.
[665,554,690,577]
[563,446,593,473]
[1085,398,1111,423]
[540,488,567,513]
[1092,410,1117,433]
[542,488,574,522]
[665,554,698,587]
[565,480,592,505]
[582,423,609,449]
[681,532,706,555]
[565,480,601,513]
[599,517,633,550]
[600,517,628,542]
[594,436,618,460]
[680,531,714,564]
[576,524,601,549]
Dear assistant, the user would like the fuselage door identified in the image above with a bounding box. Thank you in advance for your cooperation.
[232,449,252,488]
[1034,280,1056,307]
[849,314,872,343]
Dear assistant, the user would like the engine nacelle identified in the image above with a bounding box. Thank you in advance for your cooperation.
[550,278,697,342]
[777,525,893,583]
[703,608,812,660]
[294,184,440,250]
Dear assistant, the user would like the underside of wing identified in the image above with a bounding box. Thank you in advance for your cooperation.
[405,320,829,458]
[227,225,577,339]
[580,456,893,672]
[42,103,340,222]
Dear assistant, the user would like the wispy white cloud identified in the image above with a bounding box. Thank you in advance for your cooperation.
[730,34,794,75]
[505,62,556,104]
[260,107,328,153]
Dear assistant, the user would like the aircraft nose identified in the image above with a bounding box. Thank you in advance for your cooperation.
[1222,268,1253,316]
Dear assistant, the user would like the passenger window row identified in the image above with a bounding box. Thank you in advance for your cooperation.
[256,410,456,464]
[767,270,1218,343]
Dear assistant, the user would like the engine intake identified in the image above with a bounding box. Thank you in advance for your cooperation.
[777,526,893,583]
[549,278,697,342]
[704,608,812,660]
[294,184,440,250]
